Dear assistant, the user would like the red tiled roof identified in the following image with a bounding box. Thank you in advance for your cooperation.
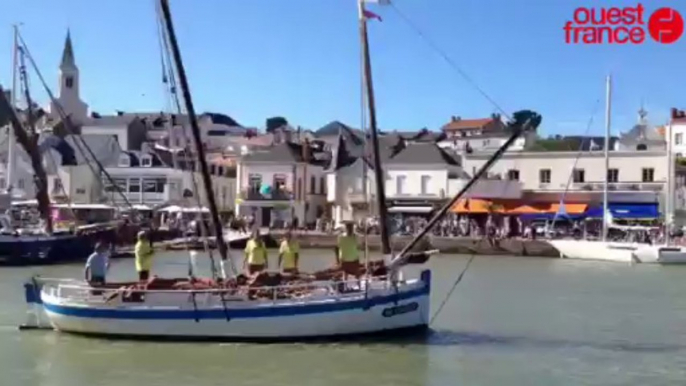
[442,117,495,131]
[671,108,686,124]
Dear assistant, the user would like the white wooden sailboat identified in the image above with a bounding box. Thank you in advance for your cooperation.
[19,0,539,340]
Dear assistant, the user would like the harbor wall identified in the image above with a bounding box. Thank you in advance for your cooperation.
[269,231,559,257]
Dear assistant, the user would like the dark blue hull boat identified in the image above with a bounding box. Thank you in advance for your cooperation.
[0,227,118,265]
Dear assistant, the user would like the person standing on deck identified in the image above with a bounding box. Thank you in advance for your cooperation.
[84,242,110,285]
[244,229,268,274]
[335,222,360,280]
[135,231,154,281]
[278,231,300,274]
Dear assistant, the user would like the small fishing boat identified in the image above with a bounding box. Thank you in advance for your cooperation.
[19,0,540,340]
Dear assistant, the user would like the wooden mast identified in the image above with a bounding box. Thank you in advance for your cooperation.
[0,86,53,234]
[158,0,229,265]
[358,0,391,256]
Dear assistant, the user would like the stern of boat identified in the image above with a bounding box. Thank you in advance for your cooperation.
[19,277,51,330]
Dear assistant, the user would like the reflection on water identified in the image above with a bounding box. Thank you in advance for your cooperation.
[1,251,686,385]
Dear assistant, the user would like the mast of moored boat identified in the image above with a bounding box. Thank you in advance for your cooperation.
[358,0,392,258]
[157,0,230,268]
[602,75,612,242]
[7,25,19,195]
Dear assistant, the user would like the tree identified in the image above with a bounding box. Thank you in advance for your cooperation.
[266,117,288,133]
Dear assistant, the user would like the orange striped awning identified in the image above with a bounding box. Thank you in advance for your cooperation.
[452,199,502,214]
[548,203,587,214]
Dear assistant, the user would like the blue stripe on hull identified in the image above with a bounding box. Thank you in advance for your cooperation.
[43,285,430,320]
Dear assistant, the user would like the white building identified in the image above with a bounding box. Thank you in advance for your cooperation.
[437,114,536,153]
[104,149,235,211]
[235,141,328,227]
[325,131,520,225]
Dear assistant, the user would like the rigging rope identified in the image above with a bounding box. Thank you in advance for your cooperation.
[550,99,601,229]
[155,0,236,279]
[428,254,475,325]
[389,2,510,121]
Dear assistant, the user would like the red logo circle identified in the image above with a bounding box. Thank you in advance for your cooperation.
[648,7,684,44]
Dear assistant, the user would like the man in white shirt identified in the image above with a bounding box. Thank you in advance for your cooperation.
[85,242,110,286]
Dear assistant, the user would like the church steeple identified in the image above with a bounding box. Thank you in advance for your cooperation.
[60,30,76,70]
[50,29,88,123]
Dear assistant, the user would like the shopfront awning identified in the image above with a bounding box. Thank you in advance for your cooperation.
[452,199,501,214]
[585,203,660,219]
[388,206,434,214]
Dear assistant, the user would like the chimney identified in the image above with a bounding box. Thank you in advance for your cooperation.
[301,138,311,162]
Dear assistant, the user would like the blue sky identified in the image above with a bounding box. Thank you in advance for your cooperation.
[0,0,684,137]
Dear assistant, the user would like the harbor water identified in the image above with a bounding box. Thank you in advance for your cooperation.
[1,249,686,385]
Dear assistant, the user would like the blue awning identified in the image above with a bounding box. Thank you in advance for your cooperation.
[519,213,584,221]
[585,203,660,219]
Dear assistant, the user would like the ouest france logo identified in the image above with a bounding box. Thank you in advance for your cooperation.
[564,4,684,44]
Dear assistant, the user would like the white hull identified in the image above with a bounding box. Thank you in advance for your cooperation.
[29,271,432,341]
[549,240,686,264]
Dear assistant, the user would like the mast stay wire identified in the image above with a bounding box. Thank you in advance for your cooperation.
[389,2,510,122]
[550,99,601,230]
[15,30,137,213]
[155,1,236,279]
[18,48,76,219]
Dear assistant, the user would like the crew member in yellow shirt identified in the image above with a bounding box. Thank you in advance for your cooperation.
[244,229,268,274]
[278,231,300,274]
[335,222,360,279]
[135,230,154,281]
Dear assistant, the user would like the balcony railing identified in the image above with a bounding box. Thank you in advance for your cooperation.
[240,188,293,201]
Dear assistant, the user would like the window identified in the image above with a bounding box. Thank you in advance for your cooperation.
[210,165,216,175]
[320,176,326,194]
[507,169,520,181]
[128,178,141,193]
[297,178,302,199]
[573,168,585,183]
[642,168,655,182]
[0,178,5,189]
[539,169,551,184]
[17,179,24,189]
[607,168,619,183]
[396,175,407,195]
[76,188,86,195]
[420,175,431,195]
[118,154,130,167]
[141,156,152,167]
[676,133,683,145]
[310,176,316,194]
[105,178,126,192]
[636,144,647,151]
[53,179,63,194]
[142,179,165,193]
[273,174,287,191]
[65,76,74,89]
[218,166,224,176]
[248,174,262,192]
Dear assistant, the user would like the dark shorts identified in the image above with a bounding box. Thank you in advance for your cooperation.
[341,261,361,275]
[138,271,150,281]
[89,276,106,286]
[248,264,265,274]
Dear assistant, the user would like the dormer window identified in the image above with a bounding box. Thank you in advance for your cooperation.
[65,76,74,89]
[141,155,152,167]
[118,154,130,167]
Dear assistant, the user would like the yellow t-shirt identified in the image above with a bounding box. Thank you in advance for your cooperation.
[337,235,359,263]
[279,240,300,269]
[135,240,154,272]
[245,239,267,265]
